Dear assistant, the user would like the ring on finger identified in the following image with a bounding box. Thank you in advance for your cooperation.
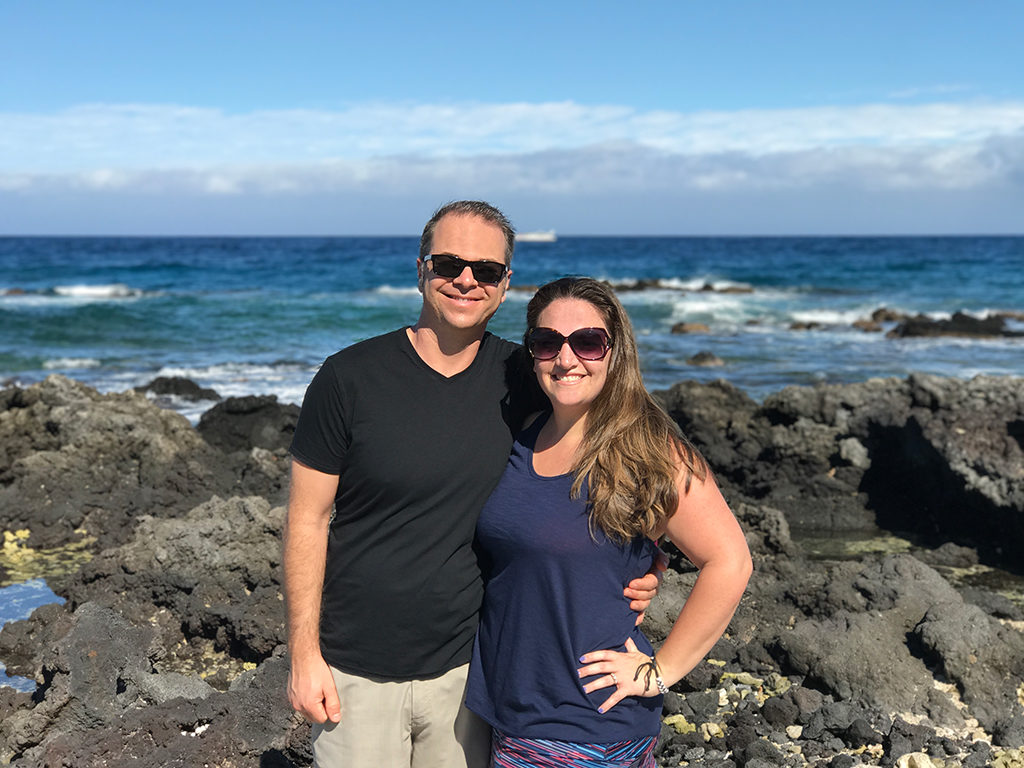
[610,673,618,685]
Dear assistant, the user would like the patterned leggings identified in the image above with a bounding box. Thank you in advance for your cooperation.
[490,730,657,768]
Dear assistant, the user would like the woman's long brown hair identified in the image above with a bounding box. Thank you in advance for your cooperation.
[525,277,708,542]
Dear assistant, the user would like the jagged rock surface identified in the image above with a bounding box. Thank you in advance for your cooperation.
[2,374,1022,766]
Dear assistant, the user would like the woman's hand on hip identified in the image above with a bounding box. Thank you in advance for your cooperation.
[577,637,661,713]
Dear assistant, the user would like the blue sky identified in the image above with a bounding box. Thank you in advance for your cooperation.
[2,1,1023,234]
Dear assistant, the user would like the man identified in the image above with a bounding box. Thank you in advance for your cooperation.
[284,201,658,768]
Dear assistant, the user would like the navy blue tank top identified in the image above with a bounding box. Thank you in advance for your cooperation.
[466,413,663,742]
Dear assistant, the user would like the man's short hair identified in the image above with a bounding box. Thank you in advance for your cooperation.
[419,201,516,266]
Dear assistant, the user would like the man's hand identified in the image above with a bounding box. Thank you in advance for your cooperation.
[624,548,667,625]
[288,653,342,724]
[283,460,340,723]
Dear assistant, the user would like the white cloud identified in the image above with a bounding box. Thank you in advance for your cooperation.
[2,100,1024,172]
[8,131,1021,199]
[1,100,1022,236]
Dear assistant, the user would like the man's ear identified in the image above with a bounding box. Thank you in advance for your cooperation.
[498,270,512,304]
[416,259,425,294]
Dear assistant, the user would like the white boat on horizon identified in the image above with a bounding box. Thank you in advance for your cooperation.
[515,230,557,243]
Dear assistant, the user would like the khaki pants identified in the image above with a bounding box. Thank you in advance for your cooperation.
[312,663,491,768]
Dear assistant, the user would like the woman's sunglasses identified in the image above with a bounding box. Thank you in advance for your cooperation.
[527,327,612,361]
[425,253,508,285]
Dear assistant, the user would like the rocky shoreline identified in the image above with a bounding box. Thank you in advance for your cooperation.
[1,374,1022,767]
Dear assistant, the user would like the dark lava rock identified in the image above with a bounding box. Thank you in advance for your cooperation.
[760,696,798,728]
[912,541,979,568]
[844,717,881,747]
[913,600,1024,743]
[4,373,1023,767]
[662,690,689,715]
[734,502,799,559]
[0,602,74,678]
[675,660,724,693]
[0,375,237,551]
[992,712,1024,748]
[197,394,299,453]
[789,686,825,722]
[957,587,1024,621]
[871,308,908,323]
[887,311,1021,338]
[1,593,301,767]
[737,739,784,766]
[772,555,975,728]
[672,322,712,334]
[962,741,995,768]
[658,374,1024,566]
[725,723,758,753]
[65,496,286,663]
[684,690,720,721]
[134,376,220,402]
[644,568,697,646]
[687,351,725,367]
[882,717,934,762]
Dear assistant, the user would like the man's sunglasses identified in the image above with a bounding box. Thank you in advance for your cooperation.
[425,253,508,285]
[527,327,612,361]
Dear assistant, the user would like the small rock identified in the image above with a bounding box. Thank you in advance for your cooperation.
[742,739,784,765]
[664,714,697,734]
[687,350,725,367]
[761,696,798,728]
[700,721,725,740]
[135,376,220,402]
[853,319,883,332]
[837,436,871,469]
[872,307,907,322]
[686,690,721,720]
[992,747,1024,768]
[789,687,825,721]
[662,690,687,715]
[671,322,711,334]
[895,753,939,768]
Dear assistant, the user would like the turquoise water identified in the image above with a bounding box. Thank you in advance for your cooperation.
[0,580,63,691]
[2,236,1022,423]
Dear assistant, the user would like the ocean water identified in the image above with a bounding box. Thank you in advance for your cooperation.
[1,235,1023,689]
[2,236,1023,424]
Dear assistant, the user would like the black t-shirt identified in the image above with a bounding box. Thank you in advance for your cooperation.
[290,328,536,679]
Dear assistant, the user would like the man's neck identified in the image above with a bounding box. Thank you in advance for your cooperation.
[406,322,487,378]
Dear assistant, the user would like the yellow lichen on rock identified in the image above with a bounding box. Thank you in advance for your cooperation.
[700,722,725,741]
[763,672,793,696]
[895,753,942,768]
[992,747,1024,768]
[3,529,32,549]
[0,528,95,586]
[663,714,696,734]
[722,671,764,687]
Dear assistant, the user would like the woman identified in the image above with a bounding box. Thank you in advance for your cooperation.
[465,277,752,768]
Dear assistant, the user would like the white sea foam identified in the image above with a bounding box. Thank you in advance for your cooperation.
[53,283,143,299]
[43,357,101,370]
[1,292,73,309]
[598,275,756,293]
[151,361,316,420]
[374,285,421,296]
[789,308,873,325]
